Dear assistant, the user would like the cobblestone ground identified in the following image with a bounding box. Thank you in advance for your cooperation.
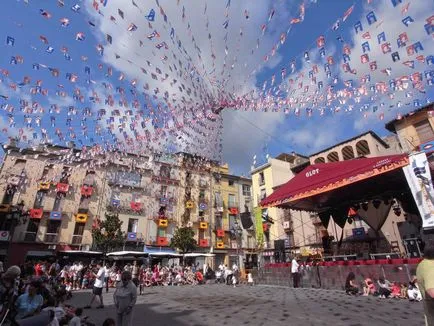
[67,284,425,326]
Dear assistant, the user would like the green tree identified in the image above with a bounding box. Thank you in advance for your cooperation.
[170,227,196,254]
[92,212,125,253]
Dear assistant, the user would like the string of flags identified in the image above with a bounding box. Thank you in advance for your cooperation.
[0,0,431,166]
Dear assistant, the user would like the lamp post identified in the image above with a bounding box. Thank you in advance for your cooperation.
[4,200,28,267]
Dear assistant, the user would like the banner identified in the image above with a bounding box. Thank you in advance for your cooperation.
[254,207,264,248]
[402,152,434,229]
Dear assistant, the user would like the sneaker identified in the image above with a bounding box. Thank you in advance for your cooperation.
[96,305,104,309]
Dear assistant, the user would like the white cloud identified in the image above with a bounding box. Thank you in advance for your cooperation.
[83,0,299,163]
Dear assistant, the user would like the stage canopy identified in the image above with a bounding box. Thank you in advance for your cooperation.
[261,154,411,212]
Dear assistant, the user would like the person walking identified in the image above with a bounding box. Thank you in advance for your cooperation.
[291,257,300,288]
[84,262,105,309]
[416,234,434,326]
[114,271,137,326]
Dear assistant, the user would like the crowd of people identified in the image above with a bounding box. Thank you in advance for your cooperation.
[345,272,423,301]
[0,258,254,326]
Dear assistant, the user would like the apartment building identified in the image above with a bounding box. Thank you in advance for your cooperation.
[211,165,255,268]
[251,153,313,262]
[0,142,257,266]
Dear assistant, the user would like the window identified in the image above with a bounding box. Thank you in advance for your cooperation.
[52,194,64,211]
[259,172,265,185]
[213,173,221,184]
[10,159,26,175]
[228,194,236,208]
[160,185,167,198]
[127,218,138,233]
[25,219,40,242]
[415,119,434,143]
[60,167,71,183]
[356,140,371,157]
[83,171,95,185]
[109,171,141,187]
[159,165,171,179]
[132,192,141,203]
[229,215,236,230]
[46,220,61,234]
[2,185,16,204]
[260,189,267,201]
[73,222,85,235]
[34,191,45,208]
[228,179,234,187]
[242,185,251,197]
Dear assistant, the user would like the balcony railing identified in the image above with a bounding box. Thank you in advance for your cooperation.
[21,231,38,242]
[71,235,83,245]
[44,233,59,243]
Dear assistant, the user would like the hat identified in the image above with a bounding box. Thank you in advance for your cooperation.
[3,265,21,279]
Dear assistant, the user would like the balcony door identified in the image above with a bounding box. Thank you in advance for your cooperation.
[45,220,61,243]
[25,219,40,242]
[72,222,85,245]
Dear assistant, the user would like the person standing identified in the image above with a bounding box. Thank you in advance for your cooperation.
[416,234,434,326]
[131,261,139,287]
[291,257,300,288]
[114,271,137,326]
[84,262,105,309]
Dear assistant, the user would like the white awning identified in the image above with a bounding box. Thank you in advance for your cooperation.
[58,250,103,255]
[106,251,149,257]
[149,252,182,257]
[183,253,215,257]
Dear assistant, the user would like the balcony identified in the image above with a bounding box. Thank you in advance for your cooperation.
[71,235,83,245]
[44,233,59,243]
[21,231,38,242]
[152,175,180,186]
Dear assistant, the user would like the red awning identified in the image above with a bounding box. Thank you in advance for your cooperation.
[261,154,409,208]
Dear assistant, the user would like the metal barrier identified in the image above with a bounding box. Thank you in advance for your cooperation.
[253,259,422,290]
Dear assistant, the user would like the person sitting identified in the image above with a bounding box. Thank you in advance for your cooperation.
[195,271,204,285]
[400,283,408,299]
[362,278,376,296]
[390,282,401,298]
[345,272,359,295]
[407,277,422,302]
[377,277,392,298]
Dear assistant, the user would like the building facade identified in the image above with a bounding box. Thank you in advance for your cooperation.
[251,153,315,262]
[0,143,256,266]
[211,165,255,269]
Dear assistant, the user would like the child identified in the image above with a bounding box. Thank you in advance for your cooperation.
[400,283,408,299]
[363,278,375,296]
[390,282,401,298]
[247,272,254,286]
[408,277,422,302]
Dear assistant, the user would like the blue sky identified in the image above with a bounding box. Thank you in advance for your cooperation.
[0,0,432,175]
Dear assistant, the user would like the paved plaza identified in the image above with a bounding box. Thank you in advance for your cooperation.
[67,284,425,326]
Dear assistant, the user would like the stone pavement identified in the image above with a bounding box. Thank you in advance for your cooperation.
[67,284,425,326]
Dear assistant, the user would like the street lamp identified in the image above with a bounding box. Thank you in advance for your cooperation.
[5,200,28,267]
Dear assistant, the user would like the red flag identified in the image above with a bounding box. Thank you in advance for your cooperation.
[342,5,354,22]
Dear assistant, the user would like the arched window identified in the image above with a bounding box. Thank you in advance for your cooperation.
[356,140,370,157]
[327,151,339,162]
[342,145,355,160]
[314,157,325,164]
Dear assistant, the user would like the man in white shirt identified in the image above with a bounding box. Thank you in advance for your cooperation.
[291,257,300,288]
[85,262,105,309]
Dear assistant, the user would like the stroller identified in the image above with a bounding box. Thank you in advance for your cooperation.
[215,271,224,284]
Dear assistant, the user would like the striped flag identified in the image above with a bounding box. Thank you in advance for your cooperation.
[342,5,354,22]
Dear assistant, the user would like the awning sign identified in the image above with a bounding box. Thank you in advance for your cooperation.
[403,152,434,229]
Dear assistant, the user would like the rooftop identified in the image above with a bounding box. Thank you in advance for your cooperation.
[385,103,434,133]
[309,130,389,157]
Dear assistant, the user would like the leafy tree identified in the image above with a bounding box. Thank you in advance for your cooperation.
[92,212,125,253]
[170,227,196,254]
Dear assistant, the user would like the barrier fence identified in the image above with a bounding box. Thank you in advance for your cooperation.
[252,258,422,290]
